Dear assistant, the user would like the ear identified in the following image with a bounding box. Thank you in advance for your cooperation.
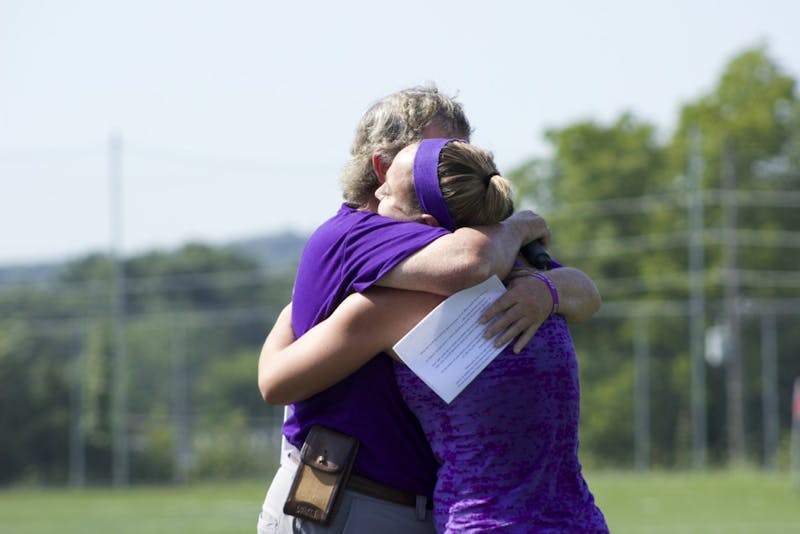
[371,150,390,184]
[418,213,441,228]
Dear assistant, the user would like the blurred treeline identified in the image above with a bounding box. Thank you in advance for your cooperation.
[1,45,798,486]
[0,243,295,485]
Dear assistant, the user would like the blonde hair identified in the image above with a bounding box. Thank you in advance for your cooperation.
[412,141,514,227]
[340,84,472,207]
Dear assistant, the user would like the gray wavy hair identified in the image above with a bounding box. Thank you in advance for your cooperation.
[340,84,472,207]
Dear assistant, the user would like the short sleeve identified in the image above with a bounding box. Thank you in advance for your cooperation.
[342,213,450,292]
[291,206,449,336]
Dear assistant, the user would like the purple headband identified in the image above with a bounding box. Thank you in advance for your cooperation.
[413,138,458,231]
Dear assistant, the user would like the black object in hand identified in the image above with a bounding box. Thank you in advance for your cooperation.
[521,240,552,270]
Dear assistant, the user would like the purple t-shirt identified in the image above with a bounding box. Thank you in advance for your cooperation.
[283,204,449,496]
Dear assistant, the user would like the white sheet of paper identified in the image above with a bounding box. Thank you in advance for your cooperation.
[391,275,510,404]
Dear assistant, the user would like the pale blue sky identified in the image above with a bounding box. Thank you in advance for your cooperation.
[2,0,799,264]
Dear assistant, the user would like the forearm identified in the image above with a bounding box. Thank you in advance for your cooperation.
[258,305,380,404]
[258,303,305,404]
[377,211,550,296]
[258,290,441,405]
[544,267,601,324]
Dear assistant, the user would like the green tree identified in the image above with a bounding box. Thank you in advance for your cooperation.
[668,45,800,464]
[0,242,292,484]
[511,44,799,467]
[512,112,678,466]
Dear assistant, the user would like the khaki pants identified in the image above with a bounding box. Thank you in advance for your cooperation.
[257,450,434,534]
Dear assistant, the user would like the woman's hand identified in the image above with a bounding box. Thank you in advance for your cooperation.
[479,274,552,353]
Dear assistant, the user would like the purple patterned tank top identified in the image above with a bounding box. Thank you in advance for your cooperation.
[395,314,609,533]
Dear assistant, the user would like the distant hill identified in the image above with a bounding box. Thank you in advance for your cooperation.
[0,261,66,287]
[0,231,309,288]
[226,231,308,274]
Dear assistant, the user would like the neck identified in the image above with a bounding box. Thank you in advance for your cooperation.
[361,197,379,213]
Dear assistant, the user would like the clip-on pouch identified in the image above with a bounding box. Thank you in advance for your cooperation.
[283,425,359,524]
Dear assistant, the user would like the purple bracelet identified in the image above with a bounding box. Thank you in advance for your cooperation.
[529,272,559,316]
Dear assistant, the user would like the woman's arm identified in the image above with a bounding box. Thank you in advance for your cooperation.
[376,210,550,295]
[258,288,444,405]
[542,266,602,323]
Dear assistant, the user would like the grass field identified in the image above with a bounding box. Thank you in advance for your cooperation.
[1,470,798,533]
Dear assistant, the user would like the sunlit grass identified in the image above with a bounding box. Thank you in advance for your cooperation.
[0,470,798,533]
[589,469,800,533]
[0,480,269,534]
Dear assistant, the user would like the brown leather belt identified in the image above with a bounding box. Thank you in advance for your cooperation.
[348,474,433,509]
